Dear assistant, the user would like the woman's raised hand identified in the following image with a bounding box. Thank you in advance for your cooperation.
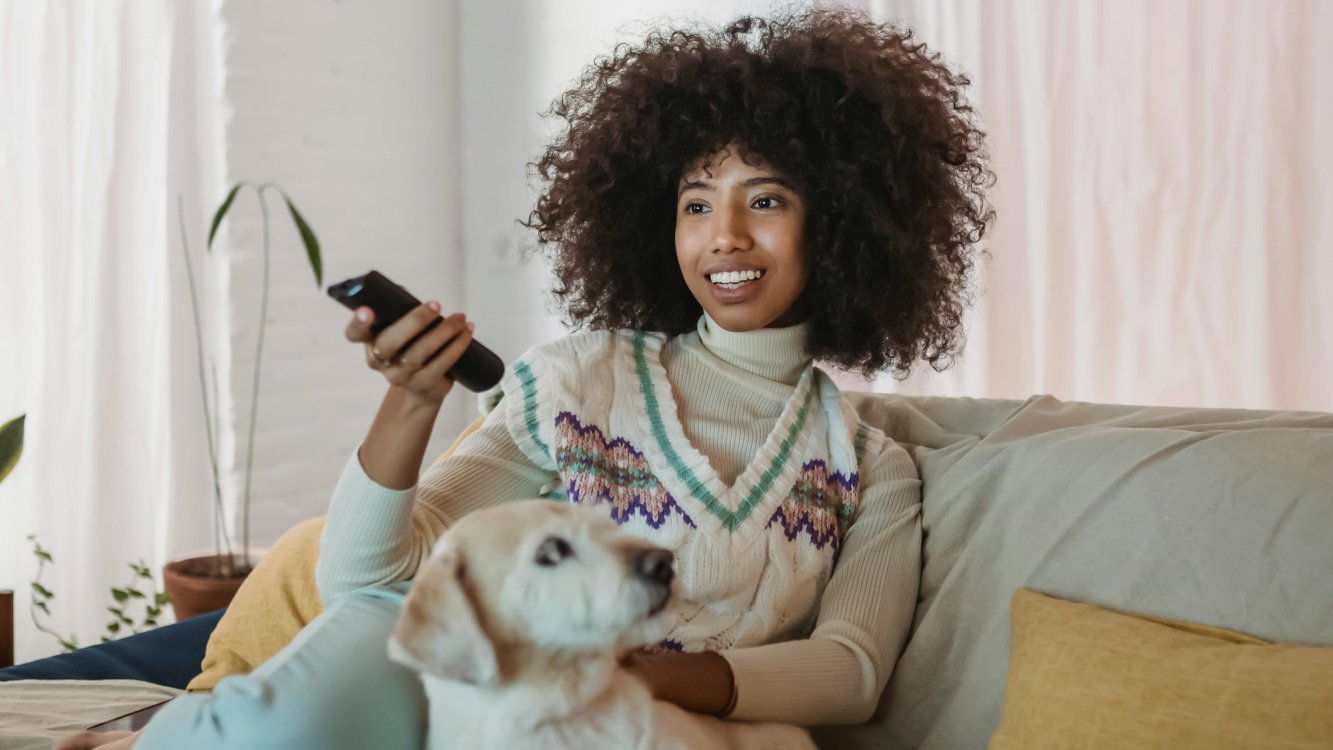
[344,301,474,407]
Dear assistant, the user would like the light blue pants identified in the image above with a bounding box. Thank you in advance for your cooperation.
[136,582,426,750]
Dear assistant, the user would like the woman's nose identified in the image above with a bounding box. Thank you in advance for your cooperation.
[711,204,753,253]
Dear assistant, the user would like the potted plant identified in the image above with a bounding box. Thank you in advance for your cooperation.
[162,183,323,621]
[1,413,23,666]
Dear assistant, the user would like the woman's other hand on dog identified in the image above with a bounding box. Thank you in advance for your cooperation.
[344,302,474,490]
[619,649,737,717]
[344,302,474,408]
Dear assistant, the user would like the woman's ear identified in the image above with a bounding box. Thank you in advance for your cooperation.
[388,547,499,685]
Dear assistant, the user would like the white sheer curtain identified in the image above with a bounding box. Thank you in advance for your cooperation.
[0,0,218,662]
[831,0,1333,412]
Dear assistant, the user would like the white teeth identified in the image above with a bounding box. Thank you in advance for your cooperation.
[708,269,763,284]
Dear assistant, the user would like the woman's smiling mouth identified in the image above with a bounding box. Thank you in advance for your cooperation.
[705,268,768,303]
[707,268,766,289]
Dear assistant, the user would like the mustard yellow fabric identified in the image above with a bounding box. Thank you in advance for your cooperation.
[989,588,1333,749]
[186,416,486,692]
[185,516,326,691]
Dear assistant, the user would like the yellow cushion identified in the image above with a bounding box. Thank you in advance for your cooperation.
[989,588,1333,749]
[185,517,326,691]
[186,415,487,691]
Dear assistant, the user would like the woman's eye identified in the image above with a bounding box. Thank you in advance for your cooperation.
[752,196,782,209]
[684,202,709,215]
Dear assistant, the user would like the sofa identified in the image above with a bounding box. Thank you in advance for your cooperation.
[3,392,1331,748]
[820,393,1333,747]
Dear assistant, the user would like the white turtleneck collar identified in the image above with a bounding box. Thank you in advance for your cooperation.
[694,312,811,386]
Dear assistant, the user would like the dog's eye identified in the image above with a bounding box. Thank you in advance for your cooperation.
[535,536,575,567]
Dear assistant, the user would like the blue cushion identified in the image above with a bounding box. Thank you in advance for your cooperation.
[0,608,224,689]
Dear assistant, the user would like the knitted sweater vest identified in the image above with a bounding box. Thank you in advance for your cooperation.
[488,328,888,653]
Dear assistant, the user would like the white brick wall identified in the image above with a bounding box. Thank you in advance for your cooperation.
[207,0,470,548]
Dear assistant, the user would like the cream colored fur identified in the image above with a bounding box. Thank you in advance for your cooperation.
[387,500,813,749]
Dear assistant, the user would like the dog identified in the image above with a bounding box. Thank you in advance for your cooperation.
[387,500,816,749]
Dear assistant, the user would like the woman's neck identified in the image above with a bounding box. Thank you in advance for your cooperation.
[695,312,811,385]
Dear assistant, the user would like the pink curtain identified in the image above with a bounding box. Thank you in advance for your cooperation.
[831,0,1332,412]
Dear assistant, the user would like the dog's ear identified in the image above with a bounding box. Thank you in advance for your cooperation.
[388,547,499,685]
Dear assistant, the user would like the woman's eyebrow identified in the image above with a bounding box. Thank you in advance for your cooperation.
[677,175,798,197]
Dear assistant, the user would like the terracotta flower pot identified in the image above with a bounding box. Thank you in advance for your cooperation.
[163,554,255,622]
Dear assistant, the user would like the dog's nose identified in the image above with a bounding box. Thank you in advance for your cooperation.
[634,549,674,587]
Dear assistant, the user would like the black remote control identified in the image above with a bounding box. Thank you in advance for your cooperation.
[327,270,504,392]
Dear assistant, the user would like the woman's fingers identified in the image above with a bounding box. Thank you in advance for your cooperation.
[366,312,473,399]
[347,301,442,361]
[395,313,467,369]
[364,342,391,370]
[344,298,475,406]
[372,302,442,360]
[344,307,375,343]
[393,318,470,388]
[415,321,474,385]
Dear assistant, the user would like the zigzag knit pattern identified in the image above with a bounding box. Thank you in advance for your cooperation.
[554,411,697,529]
[554,410,857,553]
[766,460,860,555]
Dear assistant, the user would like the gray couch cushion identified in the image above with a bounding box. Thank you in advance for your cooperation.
[813,394,1333,750]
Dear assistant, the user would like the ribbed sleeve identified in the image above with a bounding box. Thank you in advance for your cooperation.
[720,440,922,725]
[316,400,553,605]
[315,451,420,604]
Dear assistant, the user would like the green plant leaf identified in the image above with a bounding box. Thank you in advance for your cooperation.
[0,413,25,485]
[145,618,157,626]
[208,183,245,250]
[61,638,78,652]
[155,592,172,605]
[35,549,52,563]
[107,622,121,633]
[31,582,52,598]
[281,193,323,287]
[35,601,49,615]
[111,588,129,603]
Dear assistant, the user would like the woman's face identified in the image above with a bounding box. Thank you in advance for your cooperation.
[675,145,809,331]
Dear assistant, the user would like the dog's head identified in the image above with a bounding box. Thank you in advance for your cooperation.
[387,500,676,686]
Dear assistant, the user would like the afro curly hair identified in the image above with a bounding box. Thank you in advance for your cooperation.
[525,7,995,377]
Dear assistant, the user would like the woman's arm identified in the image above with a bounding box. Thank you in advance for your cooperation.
[718,440,922,725]
[357,385,448,490]
[317,304,551,603]
[316,398,552,603]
